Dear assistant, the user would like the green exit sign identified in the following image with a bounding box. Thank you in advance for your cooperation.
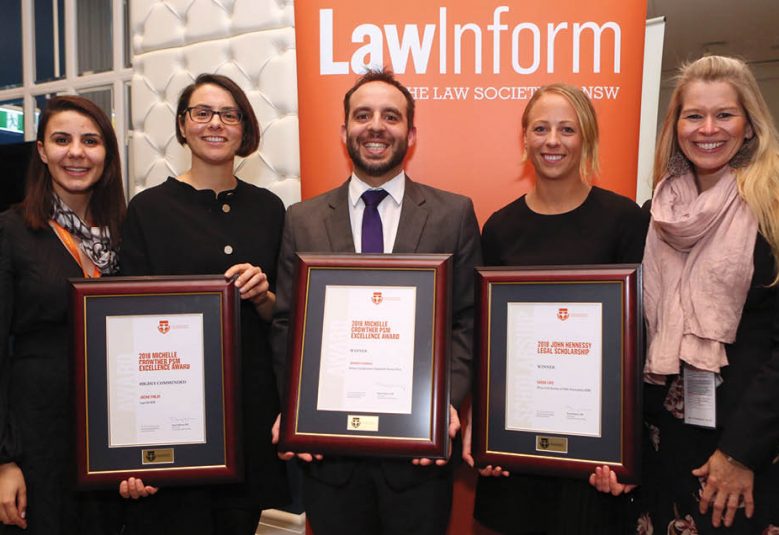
[0,108,23,134]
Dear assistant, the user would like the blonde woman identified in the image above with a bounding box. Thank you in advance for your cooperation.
[466,83,649,534]
[591,55,779,534]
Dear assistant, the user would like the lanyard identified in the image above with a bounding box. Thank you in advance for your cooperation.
[50,221,101,278]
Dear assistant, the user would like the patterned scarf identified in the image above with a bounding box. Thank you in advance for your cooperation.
[51,194,118,274]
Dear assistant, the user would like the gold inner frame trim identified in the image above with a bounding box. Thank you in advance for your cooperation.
[294,266,439,441]
[82,291,229,472]
[483,280,626,462]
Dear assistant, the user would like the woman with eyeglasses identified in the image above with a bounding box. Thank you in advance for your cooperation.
[118,74,289,534]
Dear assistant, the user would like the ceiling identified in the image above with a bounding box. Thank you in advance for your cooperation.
[646,0,779,124]
[647,0,779,75]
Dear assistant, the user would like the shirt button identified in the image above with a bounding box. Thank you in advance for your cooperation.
[222,203,231,213]
[224,245,233,255]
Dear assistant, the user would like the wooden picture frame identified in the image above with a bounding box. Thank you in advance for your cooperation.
[280,254,452,459]
[472,265,642,482]
[71,275,241,488]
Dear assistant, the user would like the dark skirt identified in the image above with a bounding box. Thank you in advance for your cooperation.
[626,382,779,535]
[474,472,631,534]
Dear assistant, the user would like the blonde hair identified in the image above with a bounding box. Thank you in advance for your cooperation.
[655,55,779,280]
[521,83,600,183]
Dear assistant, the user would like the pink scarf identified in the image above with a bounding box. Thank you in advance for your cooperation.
[643,169,757,379]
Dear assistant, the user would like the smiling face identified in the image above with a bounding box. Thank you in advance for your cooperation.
[342,81,416,187]
[676,80,753,179]
[179,83,243,166]
[523,93,583,183]
[37,110,106,209]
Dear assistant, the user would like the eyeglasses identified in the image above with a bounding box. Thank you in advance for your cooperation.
[183,106,243,125]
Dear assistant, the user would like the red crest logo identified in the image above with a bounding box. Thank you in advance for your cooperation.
[158,320,170,334]
[371,292,383,305]
[556,308,569,321]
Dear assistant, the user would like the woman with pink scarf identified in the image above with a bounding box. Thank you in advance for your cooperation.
[591,55,779,534]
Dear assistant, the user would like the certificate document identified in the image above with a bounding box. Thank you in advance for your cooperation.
[505,302,602,437]
[317,285,416,414]
[105,314,206,447]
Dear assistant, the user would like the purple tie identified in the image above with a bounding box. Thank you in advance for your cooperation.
[361,189,389,253]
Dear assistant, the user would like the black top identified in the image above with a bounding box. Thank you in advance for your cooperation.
[0,206,119,534]
[481,186,648,267]
[120,177,289,513]
[637,200,779,472]
[628,197,779,533]
[716,233,779,468]
[474,186,650,535]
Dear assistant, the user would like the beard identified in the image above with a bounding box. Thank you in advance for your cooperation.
[346,133,409,178]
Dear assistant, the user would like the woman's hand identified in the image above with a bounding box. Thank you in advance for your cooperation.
[118,477,158,500]
[224,264,275,320]
[692,449,754,528]
[461,404,510,477]
[0,462,27,529]
[477,464,511,477]
[588,465,636,495]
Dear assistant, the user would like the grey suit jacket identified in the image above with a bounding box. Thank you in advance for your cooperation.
[271,177,482,410]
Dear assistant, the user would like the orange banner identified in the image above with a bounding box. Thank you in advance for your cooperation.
[295,1,647,224]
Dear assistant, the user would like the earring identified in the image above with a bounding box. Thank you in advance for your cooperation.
[729,136,756,169]
[667,150,691,176]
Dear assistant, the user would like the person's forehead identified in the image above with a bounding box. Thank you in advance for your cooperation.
[46,110,101,134]
[190,83,237,107]
[349,81,407,112]
[528,93,576,118]
[680,79,740,108]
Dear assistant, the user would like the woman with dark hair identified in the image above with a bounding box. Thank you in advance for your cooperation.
[0,95,126,533]
[591,55,779,534]
[118,73,289,534]
[463,83,649,534]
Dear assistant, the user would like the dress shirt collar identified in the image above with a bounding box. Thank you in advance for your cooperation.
[349,171,405,208]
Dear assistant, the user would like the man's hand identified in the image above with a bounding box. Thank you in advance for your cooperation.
[0,462,27,529]
[272,413,322,462]
[588,465,636,495]
[412,405,460,467]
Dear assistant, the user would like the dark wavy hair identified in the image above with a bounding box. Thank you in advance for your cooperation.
[23,95,126,246]
[343,67,415,129]
[175,73,260,157]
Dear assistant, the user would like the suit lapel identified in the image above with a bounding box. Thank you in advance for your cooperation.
[393,177,428,253]
[324,181,356,253]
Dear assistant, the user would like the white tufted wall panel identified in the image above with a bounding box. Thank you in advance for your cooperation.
[129,0,300,208]
[129,5,304,531]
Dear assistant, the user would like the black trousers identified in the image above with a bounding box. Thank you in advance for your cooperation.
[303,459,453,535]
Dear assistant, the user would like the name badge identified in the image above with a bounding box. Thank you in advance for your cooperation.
[683,365,717,429]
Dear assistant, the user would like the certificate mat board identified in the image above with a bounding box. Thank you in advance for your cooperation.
[473,265,642,483]
[280,254,451,459]
[71,276,241,488]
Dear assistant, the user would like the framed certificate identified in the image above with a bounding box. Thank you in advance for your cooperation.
[70,275,241,488]
[279,253,451,459]
[473,265,642,483]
